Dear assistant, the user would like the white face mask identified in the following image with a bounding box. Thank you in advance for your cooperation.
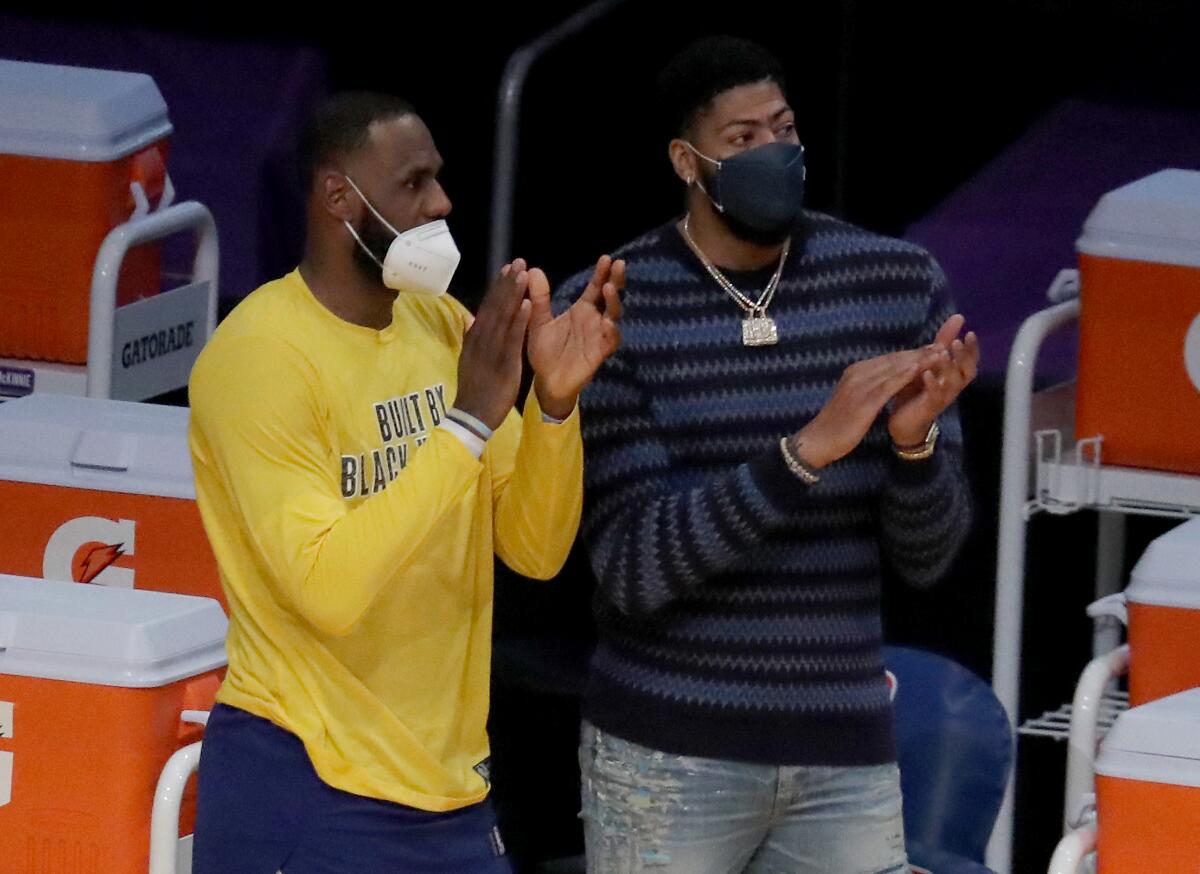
[343,175,461,298]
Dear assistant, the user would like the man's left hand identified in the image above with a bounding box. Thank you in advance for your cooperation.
[888,314,980,447]
[527,255,625,419]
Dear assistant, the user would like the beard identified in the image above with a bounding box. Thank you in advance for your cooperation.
[698,165,796,248]
[350,213,396,282]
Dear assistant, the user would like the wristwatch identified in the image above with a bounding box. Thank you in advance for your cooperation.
[893,421,940,462]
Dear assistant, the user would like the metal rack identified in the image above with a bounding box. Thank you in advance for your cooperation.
[985,276,1200,874]
[1019,692,1127,742]
[0,197,217,401]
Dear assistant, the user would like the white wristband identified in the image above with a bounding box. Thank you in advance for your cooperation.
[446,408,494,441]
[440,420,486,459]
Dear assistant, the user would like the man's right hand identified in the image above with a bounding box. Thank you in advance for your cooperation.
[454,260,533,431]
[789,345,945,470]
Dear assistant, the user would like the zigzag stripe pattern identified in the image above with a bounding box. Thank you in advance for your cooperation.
[551,210,972,765]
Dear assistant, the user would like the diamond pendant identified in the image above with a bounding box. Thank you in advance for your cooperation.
[741,315,779,347]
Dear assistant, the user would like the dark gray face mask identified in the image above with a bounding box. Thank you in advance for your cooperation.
[688,141,806,240]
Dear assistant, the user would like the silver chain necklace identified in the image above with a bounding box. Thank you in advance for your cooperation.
[680,214,790,347]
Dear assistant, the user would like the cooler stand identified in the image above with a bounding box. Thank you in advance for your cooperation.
[1046,826,1097,874]
[0,191,218,401]
[150,712,286,874]
[988,273,1200,873]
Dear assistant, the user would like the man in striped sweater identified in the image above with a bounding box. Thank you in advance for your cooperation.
[552,37,978,874]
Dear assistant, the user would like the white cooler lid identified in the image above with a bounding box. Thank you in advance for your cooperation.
[0,59,172,162]
[0,575,226,688]
[1096,689,1200,788]
[1128,517,1200,609]
[1077,169,1200,269]
[0,394,195,499]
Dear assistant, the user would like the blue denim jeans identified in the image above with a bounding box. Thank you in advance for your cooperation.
[579,722,909,874]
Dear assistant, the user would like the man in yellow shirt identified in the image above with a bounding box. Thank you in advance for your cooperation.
[188,92,623,873]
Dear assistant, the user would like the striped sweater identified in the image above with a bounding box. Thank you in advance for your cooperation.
[551,211,972,766]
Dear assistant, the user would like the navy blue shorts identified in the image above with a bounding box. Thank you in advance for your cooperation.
[193,703,512,874]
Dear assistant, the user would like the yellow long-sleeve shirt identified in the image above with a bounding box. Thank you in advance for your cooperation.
[188,269,583,812]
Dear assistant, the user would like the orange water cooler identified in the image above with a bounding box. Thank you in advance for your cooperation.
[1123,518,1200,706]
[0,394,224,609]
[1075,168,1200,475]
[1088,517,1200,707]
[0,575,227,873]
[0,59,174,366]
[1094,688,1200,873]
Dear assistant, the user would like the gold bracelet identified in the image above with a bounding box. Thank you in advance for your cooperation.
[779,437,820,485]
[893,421,940,462]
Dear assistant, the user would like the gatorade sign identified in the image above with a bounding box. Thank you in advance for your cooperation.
[42,517,136,588]
[0,479,224,608]
[110,280,210,401]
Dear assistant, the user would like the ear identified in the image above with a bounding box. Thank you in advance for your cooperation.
[318,168,356,223]
[668,139,699,187]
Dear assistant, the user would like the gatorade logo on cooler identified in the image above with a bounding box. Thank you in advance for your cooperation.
[1186,314,1200,394]
[42,517,136,588]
